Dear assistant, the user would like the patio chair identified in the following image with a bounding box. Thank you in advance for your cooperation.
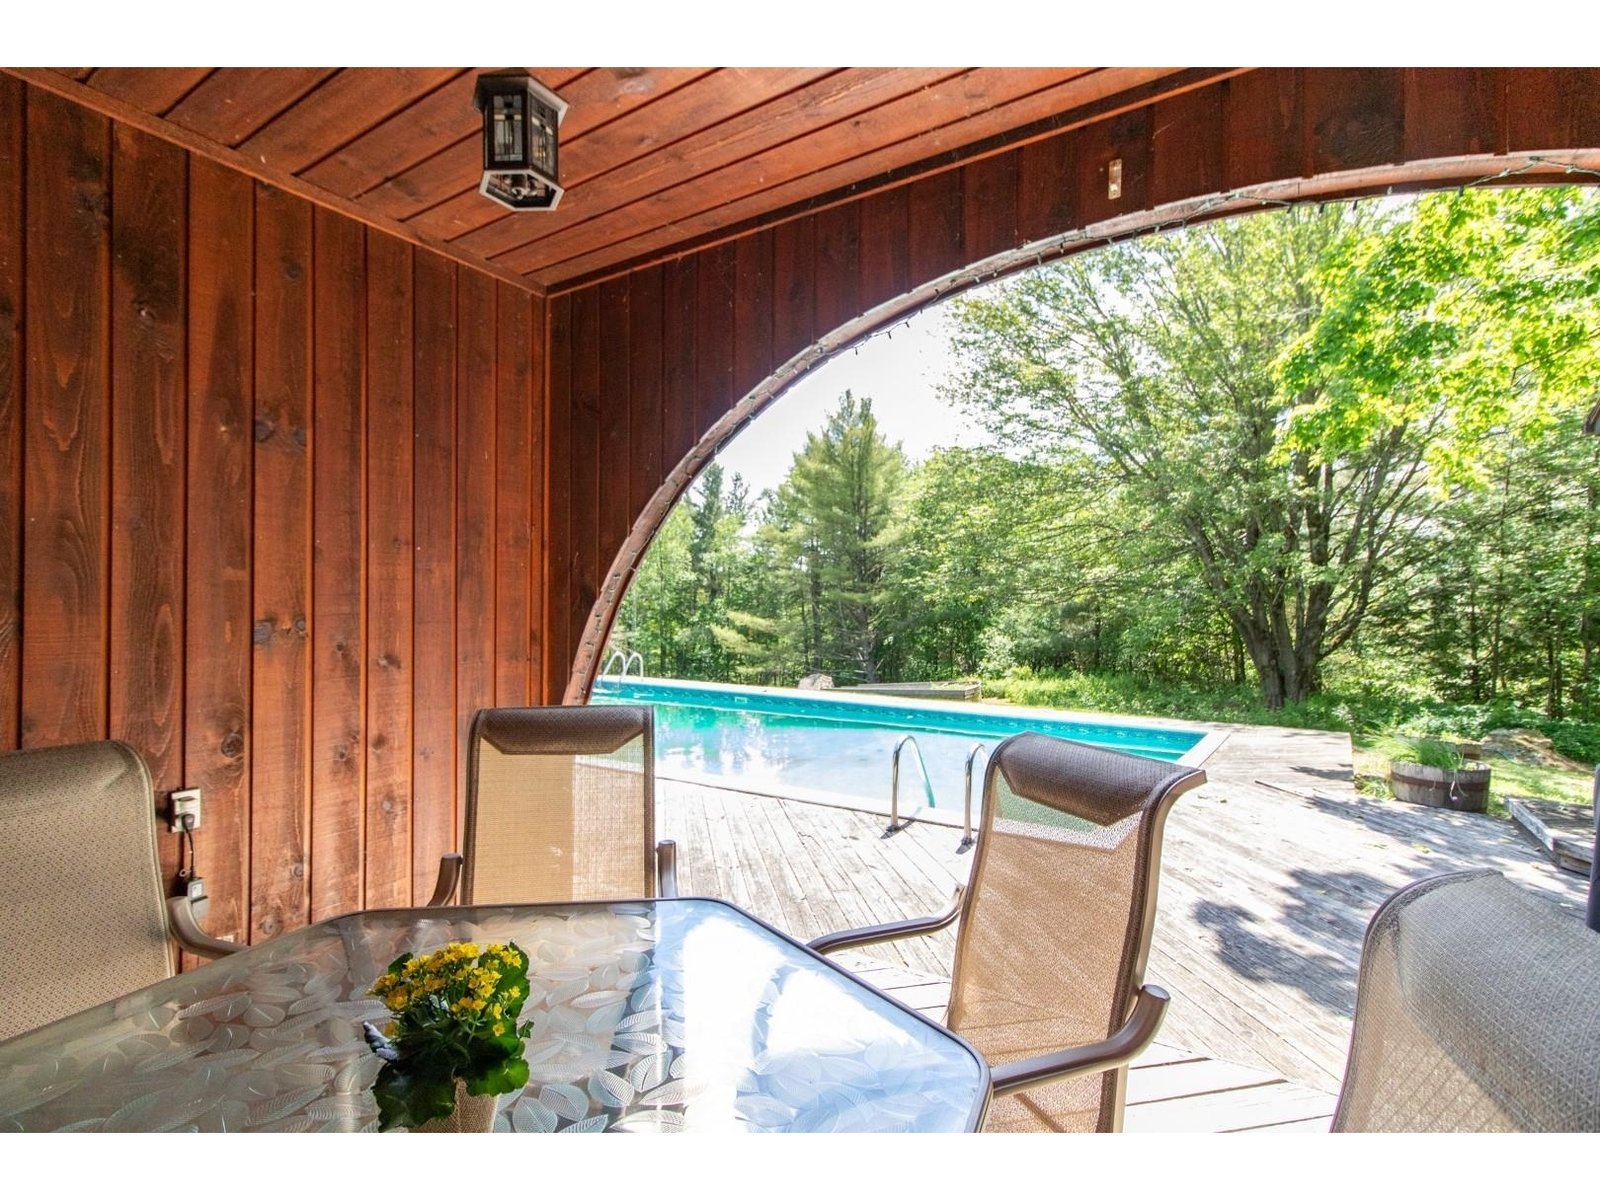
[0,740,239,1043]
[809,732,1206,1131]
[428,706,677,907]
[1333,869,1600,1132]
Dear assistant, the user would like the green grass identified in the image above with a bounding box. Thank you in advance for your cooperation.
[980,667,1597,823]
[1351,740,1593,821]
[979,668,1600,766]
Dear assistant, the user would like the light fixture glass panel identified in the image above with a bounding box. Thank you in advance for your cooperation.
[490,93,524,164]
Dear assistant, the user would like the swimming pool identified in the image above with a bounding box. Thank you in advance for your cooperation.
[591,677,1221,822]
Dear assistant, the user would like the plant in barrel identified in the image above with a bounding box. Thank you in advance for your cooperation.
[363,941,534,1131]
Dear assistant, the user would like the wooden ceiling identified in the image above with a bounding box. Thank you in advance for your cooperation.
[23,66,1232,293]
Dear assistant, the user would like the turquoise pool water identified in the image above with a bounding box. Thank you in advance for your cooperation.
[591,677,1210,816]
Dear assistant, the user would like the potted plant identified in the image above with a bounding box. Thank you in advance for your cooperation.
[362,940,535,1132]
[1380,735,1492,814]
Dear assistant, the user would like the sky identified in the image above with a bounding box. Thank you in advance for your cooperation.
[710,304,985,497]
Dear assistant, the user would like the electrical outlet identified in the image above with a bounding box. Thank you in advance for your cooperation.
[1107,158,1123,201]
[168,788,202,833]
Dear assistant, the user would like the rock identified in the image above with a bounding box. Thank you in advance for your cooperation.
[1481,728,1586,771]
[796,673,834,691]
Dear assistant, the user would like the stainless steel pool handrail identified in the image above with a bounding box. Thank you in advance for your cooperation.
[599,649,645,678]
[960,742,990,851]
[887,735,937,836]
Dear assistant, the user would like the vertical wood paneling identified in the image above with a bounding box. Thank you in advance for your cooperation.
[1151,87,1225,209]
[771,217,815,368]
[527,293,546,703]
[812,202,860,339]
[109,124,187,890]
[627,267,665,526]
[495,281,533,706]
[543,293,572,703]
[693,243,735,445]
[22,89,110,748]
[1222,69,1302,191]
[959,154,1014,267]
[185,156,253,944]
[310,209,366,922]
[858,189,909,314]
[412,251,456,895]
[1505,68,1600,152]
[570,285,602,660]
[1304,68,1403,176]
[365,234,414,909]
[1403,68,1501,162]
[250,184,313,942]
[597,278,631,590]
[1016,134,1075,248]
[910,172,965,283]
[0,77,24,750]
[733,229,774,403]
[455,270,496,829]
[1076,109,1151,228]
[660,257,698,473]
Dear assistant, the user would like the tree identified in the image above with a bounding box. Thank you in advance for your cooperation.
[769,392,908,684]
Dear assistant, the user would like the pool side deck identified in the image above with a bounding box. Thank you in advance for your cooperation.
[656,720,1590,1132]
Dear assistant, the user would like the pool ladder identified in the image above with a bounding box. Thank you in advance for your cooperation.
[600,649,644,679]
[885,736,989,852]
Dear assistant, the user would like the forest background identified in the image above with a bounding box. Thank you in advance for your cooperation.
[610,188,1600,776]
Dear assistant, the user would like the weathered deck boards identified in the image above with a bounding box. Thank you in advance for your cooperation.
[833,954,1335,1133]
[656,720,1591,1099]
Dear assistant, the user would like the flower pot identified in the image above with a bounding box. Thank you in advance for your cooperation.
[1388,761,1491,814]
[412,1080,499,1133]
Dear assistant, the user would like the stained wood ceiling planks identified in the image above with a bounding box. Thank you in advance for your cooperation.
[34,65,1229,289]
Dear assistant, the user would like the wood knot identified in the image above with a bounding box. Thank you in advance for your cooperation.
[220,730,245,759]
[292,615,308,637]
[282,259,304,283]
[377,653,400,670]
[259,916,279,936]
[292,427,308,450]
[370,733,388,751]
[253,417,275,443]
[291,863,305,879]
[253,620,273,645]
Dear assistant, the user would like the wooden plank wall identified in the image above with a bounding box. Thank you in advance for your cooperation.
[544,66,1600,700]
[0,78,547,948]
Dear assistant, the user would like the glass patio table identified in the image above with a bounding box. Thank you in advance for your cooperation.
[0,897,988,1132]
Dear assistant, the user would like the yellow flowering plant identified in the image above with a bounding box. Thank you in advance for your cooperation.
[362,940,534,1130]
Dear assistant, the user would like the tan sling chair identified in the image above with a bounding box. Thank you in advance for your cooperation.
[0,741,239,1043]
[429,706,677,907]
[810,732,1205,1131]
[1334,869,1600,1132]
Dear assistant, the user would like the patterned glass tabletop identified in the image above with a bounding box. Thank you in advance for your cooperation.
[0,898,988,1132]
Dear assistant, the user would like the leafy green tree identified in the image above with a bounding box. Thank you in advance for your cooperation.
[946,192,1600,708]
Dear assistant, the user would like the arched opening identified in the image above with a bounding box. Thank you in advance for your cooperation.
[567,149,1600,704]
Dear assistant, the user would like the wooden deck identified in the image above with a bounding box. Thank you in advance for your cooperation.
[655,720,1591,1130]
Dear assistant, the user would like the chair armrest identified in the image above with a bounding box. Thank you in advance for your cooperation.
[427,853,464,907]
[988,984,1169,1098]
[655,840,679,899]
[166,895,242,959]
[806,885,965,955]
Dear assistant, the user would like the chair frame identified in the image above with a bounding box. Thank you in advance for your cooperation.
[429,706,678,907]
[808,734,1204,1125]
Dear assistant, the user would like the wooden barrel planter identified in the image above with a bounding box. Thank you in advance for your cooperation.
[1389,762,1492,813]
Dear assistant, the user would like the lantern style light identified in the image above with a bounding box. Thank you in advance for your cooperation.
[473,71,569,211]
